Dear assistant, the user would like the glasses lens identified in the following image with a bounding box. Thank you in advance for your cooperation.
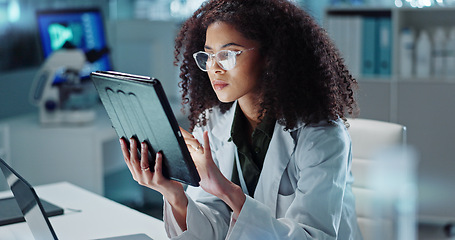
[193,50,239,71]
[217,50,236,70]
[193,52,209,71]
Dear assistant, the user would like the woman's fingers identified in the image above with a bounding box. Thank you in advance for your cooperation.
[130,137,139,161]
[119,138,130,162]
[135,141,154,186]
[180,127,204,153]
[128,138,142,176]
[154,152,162,172]
[203,131,211,155]
[179,127,192,138]
[120,138,136,176]
[203,131,210,150]
[139,151,166,187]
[119,138,184,198]
[153,152,165,184]
[186,143,204,154]
[138,149,154,186]
[140,142,150,171]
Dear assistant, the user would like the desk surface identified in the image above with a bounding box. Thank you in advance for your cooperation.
[0,182,168,240]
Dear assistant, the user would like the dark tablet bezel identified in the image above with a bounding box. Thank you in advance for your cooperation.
[91,71,200,187]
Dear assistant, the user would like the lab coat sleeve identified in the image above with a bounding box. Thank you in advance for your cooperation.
[226,123,352,239]
[163,115,234,239]
[163,189,231,239]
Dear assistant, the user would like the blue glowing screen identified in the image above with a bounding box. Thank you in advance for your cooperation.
[36,8,112,80]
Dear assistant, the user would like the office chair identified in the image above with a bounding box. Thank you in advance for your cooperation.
[346,118,407,240]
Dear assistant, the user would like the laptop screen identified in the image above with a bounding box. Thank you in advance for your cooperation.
[0,158,58,240]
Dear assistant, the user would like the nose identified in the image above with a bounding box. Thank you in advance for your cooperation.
[209,59,226,74]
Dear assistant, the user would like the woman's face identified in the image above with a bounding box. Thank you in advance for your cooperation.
[204,21,263,103]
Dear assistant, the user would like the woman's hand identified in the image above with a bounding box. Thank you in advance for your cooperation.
[119,138,183,195]
[119,137,188,230]
[180,128,246,217]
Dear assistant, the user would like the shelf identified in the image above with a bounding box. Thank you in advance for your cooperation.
[397,77,455,83]
[326,7,455,223]
[326,7,391,16]
[397,6,455,12]
[326,7,455,82]
[397,9,455,29]
[356,77,394,82]
[357,77,455,84]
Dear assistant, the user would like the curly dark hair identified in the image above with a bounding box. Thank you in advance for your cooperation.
[174,0,359,131]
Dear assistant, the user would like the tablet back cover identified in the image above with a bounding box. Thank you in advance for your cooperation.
[91,71,200,186]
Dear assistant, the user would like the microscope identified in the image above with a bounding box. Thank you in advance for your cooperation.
[29,46,108,126]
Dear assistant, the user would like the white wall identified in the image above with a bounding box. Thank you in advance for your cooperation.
[107,20,181,102]
[0,68,38,120]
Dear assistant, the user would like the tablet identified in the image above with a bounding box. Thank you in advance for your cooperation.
[91,71,200,186]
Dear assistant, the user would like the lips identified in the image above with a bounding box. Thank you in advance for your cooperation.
[212,80,228,90]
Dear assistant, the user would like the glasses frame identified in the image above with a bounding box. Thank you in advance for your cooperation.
[192,48,255,72]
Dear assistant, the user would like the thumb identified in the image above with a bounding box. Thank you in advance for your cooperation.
[203,131,211,157]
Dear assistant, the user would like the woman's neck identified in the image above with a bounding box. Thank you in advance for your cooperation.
[238,98,262,132]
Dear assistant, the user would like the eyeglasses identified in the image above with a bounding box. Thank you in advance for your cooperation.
[192,48,255,72]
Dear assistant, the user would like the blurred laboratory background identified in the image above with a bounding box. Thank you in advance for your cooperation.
[0,0,454,239]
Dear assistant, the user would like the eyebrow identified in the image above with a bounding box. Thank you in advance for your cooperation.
[204,42,245,50]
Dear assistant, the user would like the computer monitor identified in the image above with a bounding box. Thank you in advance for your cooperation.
[36,8,112,81]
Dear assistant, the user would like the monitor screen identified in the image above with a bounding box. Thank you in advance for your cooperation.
[36,8,112,81]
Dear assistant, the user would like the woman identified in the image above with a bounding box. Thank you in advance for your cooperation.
[120,0,363,239]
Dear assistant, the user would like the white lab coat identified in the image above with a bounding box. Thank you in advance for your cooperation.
[164,103,363,239]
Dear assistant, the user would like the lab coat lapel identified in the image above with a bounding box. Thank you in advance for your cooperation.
[210,103,236,180]
[209,103,296,215]
[254,123,295,217]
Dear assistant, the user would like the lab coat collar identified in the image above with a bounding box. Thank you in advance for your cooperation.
[211,101,303,139]
[211,101,237,143]
[211,102,299,216]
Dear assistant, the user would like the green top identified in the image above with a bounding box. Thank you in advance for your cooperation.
[230,103,275,196]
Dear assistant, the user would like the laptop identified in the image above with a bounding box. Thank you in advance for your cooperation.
[0,196,63,226]
[0,158,153,240]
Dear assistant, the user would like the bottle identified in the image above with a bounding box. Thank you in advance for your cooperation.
[446,27,455,79]
[399,28,414,78]
[369,146,418,240]
[415,30,432,79]
[433,27,446,77]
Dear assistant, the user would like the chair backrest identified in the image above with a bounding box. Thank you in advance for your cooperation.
[346,118,406,240]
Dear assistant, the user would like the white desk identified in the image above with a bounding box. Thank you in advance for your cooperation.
[0,182,168,240]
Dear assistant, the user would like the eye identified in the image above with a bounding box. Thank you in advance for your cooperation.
[217,50,230,60]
